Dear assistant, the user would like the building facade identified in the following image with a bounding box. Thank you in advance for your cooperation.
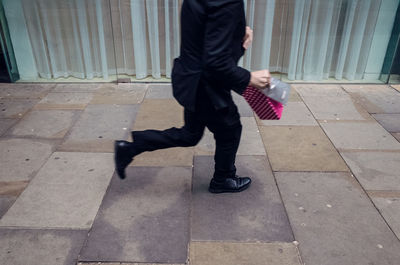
[0,0,399,84]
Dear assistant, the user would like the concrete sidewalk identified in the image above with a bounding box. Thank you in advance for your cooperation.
[0,82,400,265]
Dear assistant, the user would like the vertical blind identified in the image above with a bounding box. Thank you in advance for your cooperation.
[3,0,399,81]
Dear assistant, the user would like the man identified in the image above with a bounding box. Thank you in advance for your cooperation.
[115,0,270,193]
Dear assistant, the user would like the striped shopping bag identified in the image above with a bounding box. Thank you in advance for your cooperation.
[242,86,283,120]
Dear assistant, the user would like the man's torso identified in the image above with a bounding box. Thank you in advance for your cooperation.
[171,0,247,111]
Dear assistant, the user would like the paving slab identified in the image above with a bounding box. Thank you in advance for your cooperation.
[0,152,114,229]
[0,229,87,265]
[0,99,38,119]
[368,191,400,197]
[195,117,266,156]
[232,92,254,117]
[0,181,29,196]
[0,197,16,218]
[79,167,191,263]
[257,101,318,126]
[370,196,400,239]
[133,99,184,130]
[342,85,400,113]
[60,104,138,152]
[0,83,53,99]
[372,114,400,132]
[292,84,347,97]
[8,110,78,139]
[190,242,302,265]
[131,99,193,166]
[145,84,173,99]
[320,122,400,150]
[53,83,101,92]
[35,92,93,110]
[288,89,303,102]
[90,83,147,104]
[131,147,194,167]
[293,84,369,120]
[393,133,400,142]
[276,171,400,265]
[0,138,54,181]
[260,126,348,171]
[0,119,17,136]
[391,84,400,92]
[192,156,293,242]
[78,263,183,265]
[341,151,400,190]
[237,118,266,155]
[194,128,215,155]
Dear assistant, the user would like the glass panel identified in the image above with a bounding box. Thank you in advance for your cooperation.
[279,0,388,83]
[0,1,19,82]
[388,44,400,84]
[110,0,181,82]
[1,0,117,82]
[245,0,398,83]
[112,0,398,83]
[0,0,399,83]
[386,1,400,84]
[242,0,289,81]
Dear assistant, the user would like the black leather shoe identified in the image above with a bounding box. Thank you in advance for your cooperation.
[114,140,134,179]
[208,176,252,193]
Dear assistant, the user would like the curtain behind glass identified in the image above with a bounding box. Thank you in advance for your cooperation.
[17,0,182,80]
[111,0,181,79]
[285,0,381,81]
[244,0,396,81]
[4,0,399,81]
[19,0,116,80]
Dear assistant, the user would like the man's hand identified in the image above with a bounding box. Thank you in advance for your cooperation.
[249,70,271,90]
[242,26,253,50]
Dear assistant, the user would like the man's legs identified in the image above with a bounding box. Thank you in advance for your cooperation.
[202,103,251,193]
[115,90,250,192]
[115,109,205,179]
[132,109,205,153]
[209,122,242,180]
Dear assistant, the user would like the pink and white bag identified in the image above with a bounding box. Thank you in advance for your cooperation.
[242,86,284,120]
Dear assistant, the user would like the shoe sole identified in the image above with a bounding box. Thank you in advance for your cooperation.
[208,182,251,194]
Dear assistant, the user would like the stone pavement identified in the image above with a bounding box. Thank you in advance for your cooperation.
[0,82,400,265]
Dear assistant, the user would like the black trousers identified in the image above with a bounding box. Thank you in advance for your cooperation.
[131,90,242,180]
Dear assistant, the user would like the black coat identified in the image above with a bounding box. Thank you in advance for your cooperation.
[171,0,251,111]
